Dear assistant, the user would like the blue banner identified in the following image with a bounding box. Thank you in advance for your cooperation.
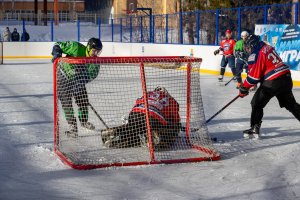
[255,24,300,71]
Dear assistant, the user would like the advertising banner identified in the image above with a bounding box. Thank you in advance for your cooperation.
[255,24,300,71]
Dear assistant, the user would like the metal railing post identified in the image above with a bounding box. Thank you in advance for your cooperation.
[215,9,219,45]
[77,19,80,42]
[264,5,268,24]
[51,19,54,41]
[98,18,101,40]
[22,19,25,33]
[111,18,114,42]
[166,14,168,44]
[238,7,241,40]
[180,12,183,44]
[120,18,123,42]
[149,15,152,42]
[152,15,155,43]
[130,17,132,43]
[196,11,200,45]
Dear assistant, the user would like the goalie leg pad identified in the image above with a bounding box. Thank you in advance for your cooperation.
[101,113,180,150]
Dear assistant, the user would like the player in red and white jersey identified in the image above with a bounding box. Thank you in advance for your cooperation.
[101,86,181,150]
[214,29,237,82]
[131,87,180,126]
[239,35,300,139]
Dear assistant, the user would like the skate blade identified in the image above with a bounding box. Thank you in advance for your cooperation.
[104,140,112,148]
[243,133,252,139]
[65,132,78,138]
[243,133,261,140]
[252,134,261,140]
[83,127,96,131]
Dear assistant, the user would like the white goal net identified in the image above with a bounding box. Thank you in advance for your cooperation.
[53,56,220,169]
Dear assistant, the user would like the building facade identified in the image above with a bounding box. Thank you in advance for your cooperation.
[0,0,85,14]
[113,0,180,17]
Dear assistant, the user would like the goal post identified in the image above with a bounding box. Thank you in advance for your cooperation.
[53,56,220,169]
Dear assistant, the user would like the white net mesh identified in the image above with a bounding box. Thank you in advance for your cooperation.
[54,56,220,169]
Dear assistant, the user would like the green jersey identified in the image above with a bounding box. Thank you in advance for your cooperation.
[56,41,100,81]
[234,39,244,52]
[234,39,248,61]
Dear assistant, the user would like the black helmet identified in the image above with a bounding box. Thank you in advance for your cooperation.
[87,38,103,51]
[244,34,261,54]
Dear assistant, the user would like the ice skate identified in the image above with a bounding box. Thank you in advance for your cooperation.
[243,122,261,140]
[218,75,224,82]
[101,128,122,148]
[65,124,78,138]
[81,122,95,130]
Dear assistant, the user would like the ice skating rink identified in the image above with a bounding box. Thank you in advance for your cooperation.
[0,59,300,200]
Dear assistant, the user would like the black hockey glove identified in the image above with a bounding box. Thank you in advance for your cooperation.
[239,86,249,98]
[234,51,240,58]
[214,49,220,56]
[234,51,243,59]
[51,45,63,63]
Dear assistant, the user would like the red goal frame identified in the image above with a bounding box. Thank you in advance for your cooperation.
[53,56,220,170]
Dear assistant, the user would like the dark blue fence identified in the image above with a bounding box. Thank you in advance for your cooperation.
[0,2,298,44]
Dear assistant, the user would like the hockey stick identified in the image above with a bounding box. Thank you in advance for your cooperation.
[182,95,240,131]
[219,55,248,87]
[219,68,245,87]
[89,103,110,129]
[205,95,240,124]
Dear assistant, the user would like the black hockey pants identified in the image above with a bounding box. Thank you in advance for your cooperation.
[235,58,248,83]
[250,73,300,127]
[57,69,89,127]
[220,55,236,77]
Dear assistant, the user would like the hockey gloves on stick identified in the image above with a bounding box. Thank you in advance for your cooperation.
[51,45,63,63]
[239,86,249,98]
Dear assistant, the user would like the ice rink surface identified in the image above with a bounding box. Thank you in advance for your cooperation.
[0,60,300,200]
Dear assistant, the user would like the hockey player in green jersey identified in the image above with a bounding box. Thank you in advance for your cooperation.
[234,31,249,89]
[52,38,103,137]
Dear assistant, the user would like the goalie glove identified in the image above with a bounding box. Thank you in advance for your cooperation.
[51,45,63,63]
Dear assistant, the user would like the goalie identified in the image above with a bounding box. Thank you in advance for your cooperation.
[52,38,103,137]
[101,86,181,150]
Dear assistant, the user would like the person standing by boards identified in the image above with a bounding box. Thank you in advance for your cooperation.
[11,28,20,41]
[234,31,250,89]
[214,29,237,82]
[3,27,11,42]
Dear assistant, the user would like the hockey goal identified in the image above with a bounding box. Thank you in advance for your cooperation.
[53,56,220,169]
